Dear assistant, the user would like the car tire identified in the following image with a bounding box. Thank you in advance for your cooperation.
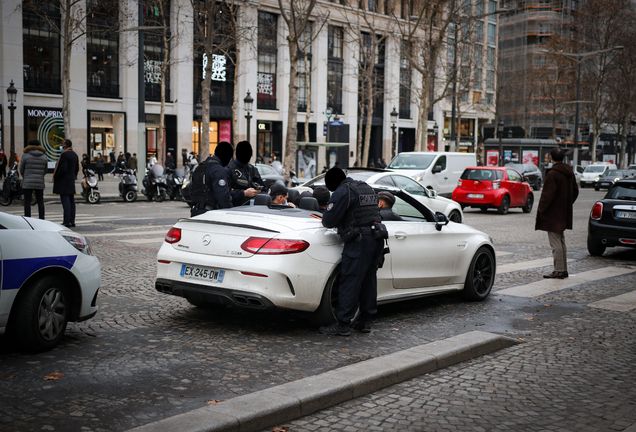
[9,276,69,352]
[124,190,137,202]
[580,183,586,189]
[310,266,360,326]
[522,194,534,213]
[449,210,462,223]
[462,246,495,301]
[594,186,600,191]
[587,236,606,256]
[533,179,542,191]
[186,298,225,310]
[497,195,510,215]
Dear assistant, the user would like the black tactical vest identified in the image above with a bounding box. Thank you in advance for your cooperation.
[341,181,381,229]
[190,157,220,207]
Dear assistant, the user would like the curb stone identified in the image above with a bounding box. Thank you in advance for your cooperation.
[127,330,519,432]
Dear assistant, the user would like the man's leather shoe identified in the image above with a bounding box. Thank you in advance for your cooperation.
[353,321,371,333]
[319,322,351,336]
[543,271,566,279]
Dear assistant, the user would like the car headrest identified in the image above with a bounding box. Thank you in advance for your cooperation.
[299,197,320,211]
[252,194,272,206]
[287,189,300,205]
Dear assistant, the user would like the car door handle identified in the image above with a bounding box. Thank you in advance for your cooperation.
[394,232,407,240]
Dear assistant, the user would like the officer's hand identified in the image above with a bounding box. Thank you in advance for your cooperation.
[244,188,259,197]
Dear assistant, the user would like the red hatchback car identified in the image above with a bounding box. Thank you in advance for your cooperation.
[452,167,534,214]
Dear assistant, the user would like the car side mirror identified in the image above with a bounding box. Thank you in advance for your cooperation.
[523,176,530,183]
[432,165,442,174]
[434,211,449,231]
[428,188,438,198]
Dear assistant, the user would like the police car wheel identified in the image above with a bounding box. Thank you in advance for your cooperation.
[461,247,495,301]
[10,276,70,352]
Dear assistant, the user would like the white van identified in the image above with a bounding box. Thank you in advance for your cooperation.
[580,162,618,188]
[386,152,477,196]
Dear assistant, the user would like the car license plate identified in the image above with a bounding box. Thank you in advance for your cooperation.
[616,211,636,219]
[180,264,225,282]
[467,194,484,199]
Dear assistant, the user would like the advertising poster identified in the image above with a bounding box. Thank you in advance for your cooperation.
[105,133,114,150]
[219,120,231,143]
[522,150,538,165]
[297,148,317,179]
[25,107,65,168]
[486,150,499,166]
[603,154,616,165]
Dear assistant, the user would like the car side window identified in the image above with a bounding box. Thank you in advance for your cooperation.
[435,156,447,171]
[260,166,272,175]
[392,196,428,221]
[506,169,521,181]
[496,170,504,180]
[392,176,426,196]
[375,176,396,187]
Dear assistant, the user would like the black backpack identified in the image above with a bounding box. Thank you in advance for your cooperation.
[190,158,219,206]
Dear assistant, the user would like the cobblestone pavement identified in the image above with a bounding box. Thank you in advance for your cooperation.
[1,189,635,432]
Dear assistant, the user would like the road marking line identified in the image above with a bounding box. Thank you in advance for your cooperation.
[84,230,169,238]
[496,251,513,257]
[497,257,575,274]
[119,237,166,244]
[497,266,636,298]
[589,291,636,312]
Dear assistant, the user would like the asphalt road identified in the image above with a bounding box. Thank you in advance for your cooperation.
[0,188,634,432]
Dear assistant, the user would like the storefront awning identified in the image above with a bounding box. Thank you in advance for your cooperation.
[296,142,350,147]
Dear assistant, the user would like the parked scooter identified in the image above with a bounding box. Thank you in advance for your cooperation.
[165,167,186,200]
[81,168,101,204]
[112,161,138,202]
[0,163,35,206]
[141,164,168,202]
[289,170,300,187]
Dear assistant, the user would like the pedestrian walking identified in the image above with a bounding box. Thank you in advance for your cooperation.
[128,153,138,172]
[109,150,116,168]
[19,138,47,219]
[535,147,579,279]
[319,167,386,336]
[165,152,175,169]
[95,153,105,180]
[53,139,80,228]
[182,149,188,168]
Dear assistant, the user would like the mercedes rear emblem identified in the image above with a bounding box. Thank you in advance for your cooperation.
[202,234,211,246]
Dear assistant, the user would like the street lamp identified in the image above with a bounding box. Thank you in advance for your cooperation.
[433,122,439,151]
[390,106,398,158]
[325,107,333,142]
[498,119,504,166]
[539,46,624,165]
[6,80,17,166]
[244,90,253,143]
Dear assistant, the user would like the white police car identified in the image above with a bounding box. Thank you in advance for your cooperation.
[0,212,100,351]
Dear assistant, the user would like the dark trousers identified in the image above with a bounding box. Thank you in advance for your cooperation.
[60,194,76,226]
[23,188,45,219]
[336,235,384,325]
[96,167,104,181]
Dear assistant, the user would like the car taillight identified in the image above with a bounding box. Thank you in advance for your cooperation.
[165,227,182,243]
[458,179,463,187]
[591,203,603,220]
[240,237,310,255]
[492,180,501,189]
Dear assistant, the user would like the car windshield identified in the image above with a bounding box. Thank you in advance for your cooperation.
[606,183,636,200]
[387,154,436,170]
[348,172,376,182]
[461,169,497,181]
[603,170,622,177]
[584,166,606,173]
[507,164,524,172]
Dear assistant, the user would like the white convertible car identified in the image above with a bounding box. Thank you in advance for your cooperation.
[156,187,495,325]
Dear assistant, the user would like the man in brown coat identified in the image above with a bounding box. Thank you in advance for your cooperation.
[535,147,579,279]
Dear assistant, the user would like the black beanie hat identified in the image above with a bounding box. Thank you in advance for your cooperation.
[214,141,234,167]
[312,186,330,205]
[325,167,346,192]
[236,141,253,164]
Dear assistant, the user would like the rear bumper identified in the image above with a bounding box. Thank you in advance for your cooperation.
[452,190,502,207]
[588,220,636,248]
[156,278,278,310]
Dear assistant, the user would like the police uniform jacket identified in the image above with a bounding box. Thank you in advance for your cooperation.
[203,155,232,209]
[322,178,380,233]
[225,159,268,206]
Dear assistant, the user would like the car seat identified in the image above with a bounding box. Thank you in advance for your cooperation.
[299,197,320,211]
[287,189,300,206]
[252,194,272,206]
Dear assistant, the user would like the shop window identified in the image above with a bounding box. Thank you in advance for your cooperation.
[22,4,61,94]
[327,26,344,114]
[89,112,125,163]
[87,0,119,98]
[298,23,312,113]
[143,1,171,102]
[258,12,278,110]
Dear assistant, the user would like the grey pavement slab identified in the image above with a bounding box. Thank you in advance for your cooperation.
[127,331,517,432]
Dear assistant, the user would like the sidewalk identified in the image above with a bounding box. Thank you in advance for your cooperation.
[41,172,124,203]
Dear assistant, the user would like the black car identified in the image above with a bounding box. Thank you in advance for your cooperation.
[506,163,543,190]
[593,169,632,190]
[587,179,636,256]
[255,163,288,188]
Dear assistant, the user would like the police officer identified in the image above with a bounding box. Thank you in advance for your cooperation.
[320,167,385,336]
[226,141,267,206]
[190,141,233,217]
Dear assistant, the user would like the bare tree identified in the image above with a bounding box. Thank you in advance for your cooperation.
[21,0,120,143]
[192,0,251,159]
[277,0,320,176]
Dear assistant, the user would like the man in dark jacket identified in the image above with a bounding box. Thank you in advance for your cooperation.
[190,142,234,217]
[225,141,267,206]
[165,152,176,169]
[19,139,48,219]
[53,139,80,227]
[535,147,578,279]
[320,167,385,336]
[377,191,403,221]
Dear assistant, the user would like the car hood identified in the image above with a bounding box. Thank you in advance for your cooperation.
[0,212,64,231]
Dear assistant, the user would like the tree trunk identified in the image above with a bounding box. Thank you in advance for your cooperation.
[356,100,365,166]
[283,45,300,178]
[304,51,311,142]
[620,114,629,168]
[362,72,374,167]
[232,50,240,144]
[61,0,73,141]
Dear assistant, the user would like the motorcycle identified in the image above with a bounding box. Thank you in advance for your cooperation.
[141,164,168,202]
[81,168,101,204]
[289,170,301,187]
[0,163,35,206]
[112,163,138,202]
[165,167,186,200]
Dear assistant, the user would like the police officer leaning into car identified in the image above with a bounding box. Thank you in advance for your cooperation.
[320,167,386,336]
[226,141,267,206]
[190,141,234,217]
